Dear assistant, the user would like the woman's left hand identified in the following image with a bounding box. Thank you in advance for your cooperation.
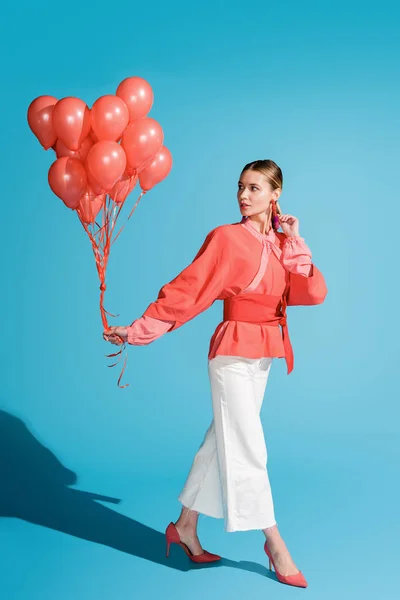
[103,326,128,345]
[279,214,300,237]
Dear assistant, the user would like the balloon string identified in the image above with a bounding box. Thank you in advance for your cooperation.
[106,345,124,365]
[77,185,148,387]
[77,195,129,387]
[112,191,146,246]
[106,343,129,388]
[117,352,129,388]
[104,308,120,318]
[127,190,146,220]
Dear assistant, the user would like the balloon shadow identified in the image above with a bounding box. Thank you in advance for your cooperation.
[0,409,276,580]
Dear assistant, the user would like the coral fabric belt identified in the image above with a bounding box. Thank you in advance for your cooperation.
[223,293,294,374]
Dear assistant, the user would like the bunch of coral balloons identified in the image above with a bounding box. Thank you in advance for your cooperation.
[27,76,172,224]
[27,77,172,386]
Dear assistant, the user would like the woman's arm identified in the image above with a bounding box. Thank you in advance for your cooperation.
[141,226,232,330]
[280,235,313,277]
[276,231,328,305]
[126,315,175,345]
[137,226,233,332]
[287,265,328,306]
[104,226,232,346]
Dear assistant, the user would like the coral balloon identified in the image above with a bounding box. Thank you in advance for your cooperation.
[110,172,138,204]
[89,128,98,143]
[52,97,91,151]
[91,95,129,142]
[116,77,154,121]
[27,95,58,150]
[55,136,93,161]
[78,190,106,224]
[86,169,105,196]
[139,146,172,192]
[48,157,87,209]
[121,118,163,172]
[86,141,127,192]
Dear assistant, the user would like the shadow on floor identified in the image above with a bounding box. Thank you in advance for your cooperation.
[0,408,276,580]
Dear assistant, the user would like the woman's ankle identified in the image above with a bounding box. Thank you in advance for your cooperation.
[175,506,199,531]
[262,523,281,541]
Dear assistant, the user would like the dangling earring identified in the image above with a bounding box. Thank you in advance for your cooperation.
[271,199,280,231]
[263,205,272,235]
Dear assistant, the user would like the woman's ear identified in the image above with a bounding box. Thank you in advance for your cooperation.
[272,189,281,201]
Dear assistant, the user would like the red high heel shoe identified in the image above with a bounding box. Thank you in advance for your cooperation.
[165,522,221,563]
[264,540,308,588]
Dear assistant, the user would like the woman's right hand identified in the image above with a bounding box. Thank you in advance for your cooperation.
[103,326,128,345]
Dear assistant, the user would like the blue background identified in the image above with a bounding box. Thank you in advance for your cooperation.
[1,0,399,598]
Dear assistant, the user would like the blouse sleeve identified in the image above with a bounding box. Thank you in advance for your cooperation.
[281,236,313,277]
[127,315,175,346]
[139,226,233,331]
[287,265,328,306]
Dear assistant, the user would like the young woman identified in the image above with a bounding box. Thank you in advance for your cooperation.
[104,159,327,588]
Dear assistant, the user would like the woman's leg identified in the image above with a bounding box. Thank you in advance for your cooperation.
[208,355,275,532]
[174,402,226,554]
[175,418,225,554]
[172,506,204,555]
[177,419,224,519]
[262,523,301,576]
[175,355,302,571]
[174,418,224,554]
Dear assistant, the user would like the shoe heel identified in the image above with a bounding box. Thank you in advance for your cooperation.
[269,558,272,571]
[166,540,171,558]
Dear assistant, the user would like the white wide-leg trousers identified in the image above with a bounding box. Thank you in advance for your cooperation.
[178,355,276,532]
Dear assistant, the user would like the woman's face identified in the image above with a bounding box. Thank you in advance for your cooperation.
[237,170,280,218]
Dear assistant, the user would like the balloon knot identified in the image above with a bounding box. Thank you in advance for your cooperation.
[100,283,107,291]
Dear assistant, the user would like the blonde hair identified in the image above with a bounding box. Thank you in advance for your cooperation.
[240,159,283,234]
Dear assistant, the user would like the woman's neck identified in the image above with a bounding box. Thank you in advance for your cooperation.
[246,215,272,235]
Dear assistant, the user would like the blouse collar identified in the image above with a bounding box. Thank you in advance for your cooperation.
[240,216,277,244]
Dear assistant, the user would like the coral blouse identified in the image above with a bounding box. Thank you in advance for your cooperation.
[127,216,327,369]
